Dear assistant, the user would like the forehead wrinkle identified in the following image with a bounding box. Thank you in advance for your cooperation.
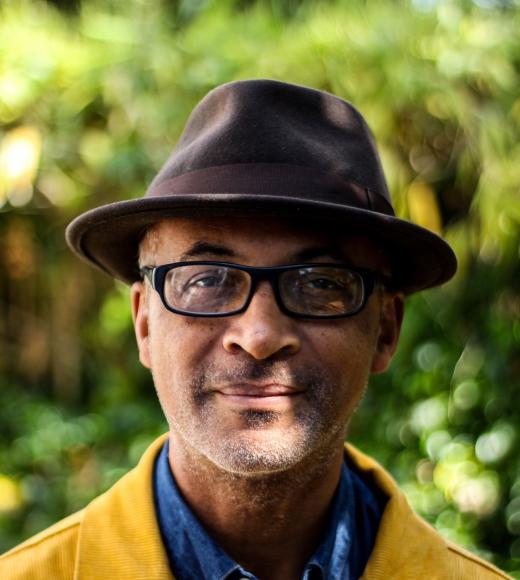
[179,241,240,262]
[292,245,346,263]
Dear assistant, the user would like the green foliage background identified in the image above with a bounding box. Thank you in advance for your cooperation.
[0,0,519,575]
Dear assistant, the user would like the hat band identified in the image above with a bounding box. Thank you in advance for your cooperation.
[146,163,395,216]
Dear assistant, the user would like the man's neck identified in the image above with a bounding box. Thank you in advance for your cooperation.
[167,431,346,580]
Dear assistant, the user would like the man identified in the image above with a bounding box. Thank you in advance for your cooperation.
[0,80,510,579]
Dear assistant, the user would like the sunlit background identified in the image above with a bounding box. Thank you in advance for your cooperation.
[0,0,519,574]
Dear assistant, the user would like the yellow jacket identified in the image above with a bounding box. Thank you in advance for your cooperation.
[0,435,511,579]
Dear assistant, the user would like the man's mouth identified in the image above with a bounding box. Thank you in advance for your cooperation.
[217,383,303,396]
[214,383,305,409]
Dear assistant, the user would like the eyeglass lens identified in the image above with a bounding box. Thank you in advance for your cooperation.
[163,264,364,316]
[165,265,250,314]
[279,267,364,316]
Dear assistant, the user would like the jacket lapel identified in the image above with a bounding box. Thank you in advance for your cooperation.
[75,434,173,580]
[347,445,451,579]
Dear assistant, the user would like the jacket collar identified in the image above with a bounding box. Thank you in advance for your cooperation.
[74,434,449,579]
[350,448,448,579]
[75,434,172,579]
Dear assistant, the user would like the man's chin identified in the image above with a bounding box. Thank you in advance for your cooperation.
[196,430,318,476]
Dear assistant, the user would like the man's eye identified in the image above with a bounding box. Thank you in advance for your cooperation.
[306,277,340,290]
[189,273,223,289]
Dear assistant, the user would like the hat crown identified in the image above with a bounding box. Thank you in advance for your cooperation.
[66,79,457,291]
[149,79,390,202]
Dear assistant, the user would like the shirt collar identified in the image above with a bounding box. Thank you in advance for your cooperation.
[153,439,244,580]
[154,438,357,580]
[305,458,354,579]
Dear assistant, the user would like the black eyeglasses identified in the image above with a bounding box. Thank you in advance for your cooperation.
[140,261,379,319]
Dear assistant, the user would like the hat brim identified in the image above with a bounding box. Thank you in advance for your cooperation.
[66,194,457,294]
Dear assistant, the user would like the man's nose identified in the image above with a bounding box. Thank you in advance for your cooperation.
[222,281,301,360]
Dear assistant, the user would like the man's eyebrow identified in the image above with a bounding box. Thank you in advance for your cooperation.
[179,241,238,261]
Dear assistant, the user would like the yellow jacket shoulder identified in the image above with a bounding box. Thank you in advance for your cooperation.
[0,511,83,580]
[347,444,511,580]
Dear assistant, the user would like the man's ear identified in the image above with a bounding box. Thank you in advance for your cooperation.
[371,292,404,374]
[131,281,152,369]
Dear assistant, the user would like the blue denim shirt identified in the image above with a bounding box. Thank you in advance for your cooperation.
[153,440,385,580]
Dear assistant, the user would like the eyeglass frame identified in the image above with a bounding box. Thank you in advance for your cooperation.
[139,260,382,320]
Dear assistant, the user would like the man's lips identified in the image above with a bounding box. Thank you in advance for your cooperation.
[215,383,304,397]
[213,383,304,409]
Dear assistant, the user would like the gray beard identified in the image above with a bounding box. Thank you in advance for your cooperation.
[167,359,353,476]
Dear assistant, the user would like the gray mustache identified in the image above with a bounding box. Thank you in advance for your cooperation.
[192,361,329,397]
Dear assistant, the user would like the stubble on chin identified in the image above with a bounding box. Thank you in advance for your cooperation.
[165,360,356,476]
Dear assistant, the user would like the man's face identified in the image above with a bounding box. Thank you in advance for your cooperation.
[131,217,403,476]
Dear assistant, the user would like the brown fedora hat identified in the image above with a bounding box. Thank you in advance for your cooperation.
[66,79,457,293]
